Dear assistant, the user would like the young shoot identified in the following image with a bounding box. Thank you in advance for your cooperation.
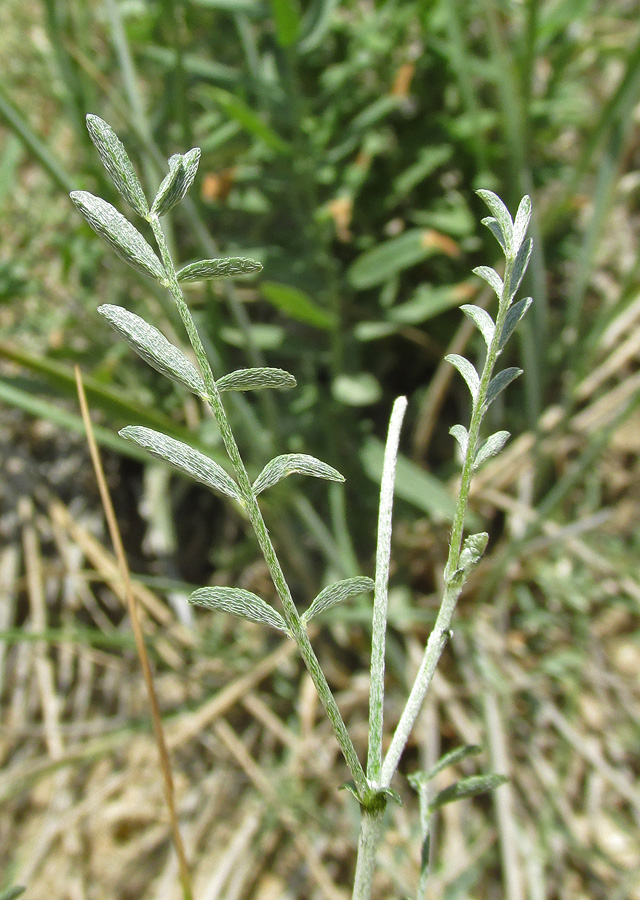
[71,115,533,900]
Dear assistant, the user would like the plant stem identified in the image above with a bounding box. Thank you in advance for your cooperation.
[349,396,407,900]
[149,214,368,799]
[351,807,385,900]
[367,396,407,784]
[380,258,515,787]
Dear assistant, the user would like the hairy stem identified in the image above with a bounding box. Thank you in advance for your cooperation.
[367,397,407,784]
[351,806,386,900]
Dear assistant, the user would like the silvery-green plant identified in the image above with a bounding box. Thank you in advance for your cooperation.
[71,115,532,899]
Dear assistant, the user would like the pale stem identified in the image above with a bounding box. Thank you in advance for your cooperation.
[351,807,386,900]
[149,213,368,798]
[367,396,408,784]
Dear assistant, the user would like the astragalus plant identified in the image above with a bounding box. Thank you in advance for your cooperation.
[71,115,532,900]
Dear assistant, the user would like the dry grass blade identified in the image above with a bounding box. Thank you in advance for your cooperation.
[166,638,297,749]
[481,678,525,900]
[0,547,20,699]
[74,365,193,900]
[19,498,64,761]
[47,498,194,664]
[214,718,348,900]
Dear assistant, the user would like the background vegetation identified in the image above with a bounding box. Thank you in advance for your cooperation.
[1,0,639,898]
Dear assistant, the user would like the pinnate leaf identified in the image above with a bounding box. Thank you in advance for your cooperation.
[445,354,480,402]
[217,367,296,392]
[152,148,201,216]
[485,367,522,407]
[499,297,532,349]
[119,426,241,501]
[429,774,508,814]
[190,586,288,633]
[70,191,165,281]
[86,115,148,217]
[476,190,513,252]
[253,453,344,495]
[474,431,510,468]
[177,257,262,281]
[98,304,205,395]
[302,577,374,625]
[449,424,469,458]
[473,265,503,298]
[460,304,495,349]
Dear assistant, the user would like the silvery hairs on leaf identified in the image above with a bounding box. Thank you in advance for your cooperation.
[177,258,263,281]
[476,189,514,254]
[499,297,532,350]
[449,423,469,459]
[509,237,533,301]
[70,191,165,281]
[473,431,510,469]
[481,216,508,253]
[484,367,522,408]
[459,532,489,572]
[151,148,201,216]
[190,586,288,633]
[252,453,345,495]
[217,367,296,392]
[472,265,503,299]
[445,354,480,404]
[98,304,205,396]
[120,426,241,502]
[512,195,532,255]
[302,577,374,625]
[85,115,149,218]
[460,304,495,350]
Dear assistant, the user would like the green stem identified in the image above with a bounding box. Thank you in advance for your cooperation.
[380,257,515,787]
[149,214,368,799]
